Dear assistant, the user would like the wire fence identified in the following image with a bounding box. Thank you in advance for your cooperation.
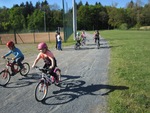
[0,31,64,45]
[63,0,73,42]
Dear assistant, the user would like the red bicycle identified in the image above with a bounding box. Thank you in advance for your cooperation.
[0,57,30,86]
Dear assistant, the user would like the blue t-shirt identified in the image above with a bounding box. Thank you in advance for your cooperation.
[5,47,24,59]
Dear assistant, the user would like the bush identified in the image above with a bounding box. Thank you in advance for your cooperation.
[119,23,128,30]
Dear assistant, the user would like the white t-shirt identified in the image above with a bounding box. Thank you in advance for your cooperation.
[57,35,61,41]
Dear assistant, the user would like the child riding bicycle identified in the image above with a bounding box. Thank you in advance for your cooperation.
[32,42,59,83]
[94,30,100,43]
[1,41,24,76]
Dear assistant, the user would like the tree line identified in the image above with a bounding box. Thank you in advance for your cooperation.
[0,0,150,33]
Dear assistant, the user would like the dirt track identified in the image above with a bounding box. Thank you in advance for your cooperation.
[0,33,110,113]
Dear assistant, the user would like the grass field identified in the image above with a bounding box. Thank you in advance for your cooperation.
[100,30,150,113]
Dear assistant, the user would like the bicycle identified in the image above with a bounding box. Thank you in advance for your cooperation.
[74,39,81,50]
[34,66,61,102]
[0,57,30,86]
[95,38,100,49]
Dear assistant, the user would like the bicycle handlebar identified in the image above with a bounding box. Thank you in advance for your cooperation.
[34,66,50,73]
[2,57,13,62]
[6,57,12,61]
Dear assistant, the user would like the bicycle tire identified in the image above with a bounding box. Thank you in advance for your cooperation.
[74,44,78,50]
[0,70,11,86]
[96,40,100,49]
[55,69,61,81]
[35,81,48,102]
[20,62,30,76]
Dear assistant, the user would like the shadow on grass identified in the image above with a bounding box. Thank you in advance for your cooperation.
[100,84,129,96]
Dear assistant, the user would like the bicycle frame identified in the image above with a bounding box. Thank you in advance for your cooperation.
[35,66,60,85]
[4,58,20,73]
[40,73,52,86]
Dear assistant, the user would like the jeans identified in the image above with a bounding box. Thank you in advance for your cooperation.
[57,41,62,50]
[13,56,24,69]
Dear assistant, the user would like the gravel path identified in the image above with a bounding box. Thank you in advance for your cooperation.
[0,33,110,113]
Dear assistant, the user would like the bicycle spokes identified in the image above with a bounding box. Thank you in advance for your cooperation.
[2,71,8,78]
[0,70,11,86]
[35,82,48,102]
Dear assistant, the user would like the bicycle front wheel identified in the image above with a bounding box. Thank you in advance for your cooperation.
[0,70,11,86]
[20,62,30,76]
[35,81,48,102]
[96,40,100,49]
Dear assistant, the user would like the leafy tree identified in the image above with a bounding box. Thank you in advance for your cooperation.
[9,7,26,31]
[78,5,91,30]
[27,9,44,30]
[141,4,150,25]
[0,7,11,31]
[76,1,83,10]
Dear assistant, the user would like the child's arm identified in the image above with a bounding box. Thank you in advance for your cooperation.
[48,56,55,69]
[32,54,40,68]
[3,51,12,58]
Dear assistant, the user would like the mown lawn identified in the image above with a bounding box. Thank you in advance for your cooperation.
[100,30,150,113]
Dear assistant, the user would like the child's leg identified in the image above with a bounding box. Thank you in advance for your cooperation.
[60,41,62,50]
[16,57,24,69]
[58,41,61,50]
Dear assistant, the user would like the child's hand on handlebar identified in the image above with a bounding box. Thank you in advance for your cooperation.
[1,56,5,59]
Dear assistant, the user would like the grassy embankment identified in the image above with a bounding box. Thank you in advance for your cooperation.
[100,30,150,113]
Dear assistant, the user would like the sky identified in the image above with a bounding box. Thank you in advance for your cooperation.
[0,0,149,8]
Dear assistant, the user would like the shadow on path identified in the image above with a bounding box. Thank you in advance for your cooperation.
[41,78,129,105]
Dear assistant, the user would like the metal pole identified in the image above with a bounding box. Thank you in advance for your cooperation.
[44,11,46,32]
[73,0,77,40]
[62,0,66,42]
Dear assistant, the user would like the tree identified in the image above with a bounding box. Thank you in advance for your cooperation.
[0,7,11,31]
[76,1,83,10]
[9,7,26,31]
[141,4,150,25]
[27,9,44,30]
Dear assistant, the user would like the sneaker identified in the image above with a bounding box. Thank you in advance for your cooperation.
[55,81,60,86]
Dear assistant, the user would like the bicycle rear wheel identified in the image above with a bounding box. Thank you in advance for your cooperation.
[96,40,100,49]
[56,69,61,81]
[20,62,30,76]
[35,81,48,102]
[0,70,11,86]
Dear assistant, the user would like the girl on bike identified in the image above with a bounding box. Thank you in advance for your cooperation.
[2,41,24,76]
[81,30,86,45]
[32,42,58,82]
[94,30,100,43]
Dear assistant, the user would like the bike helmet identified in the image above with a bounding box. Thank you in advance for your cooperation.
[6,41,14,48]
[38,42,48,50]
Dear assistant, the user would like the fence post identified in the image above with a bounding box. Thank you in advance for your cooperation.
[33,30,35,43]
[14,29,17,44]
[0,36,2,44]
[48,32,50,43]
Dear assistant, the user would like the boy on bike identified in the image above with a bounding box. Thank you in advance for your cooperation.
[76,32,81,45]
[2,41,24,76]
[32,42,58,83]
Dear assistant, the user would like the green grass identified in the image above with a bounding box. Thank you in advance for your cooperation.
[101,30,150,113]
